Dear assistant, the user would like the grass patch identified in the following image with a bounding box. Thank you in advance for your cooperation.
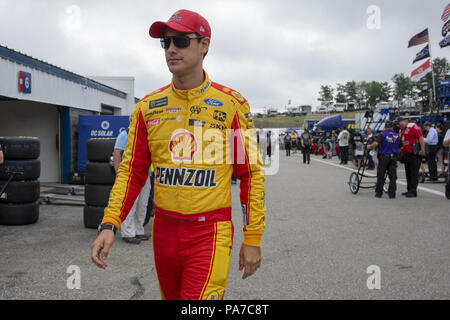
[253,111,362,128]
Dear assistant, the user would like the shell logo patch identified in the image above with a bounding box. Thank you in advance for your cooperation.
[168,130,198,162]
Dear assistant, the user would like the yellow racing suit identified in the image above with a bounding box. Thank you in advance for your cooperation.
[101,71,265,299]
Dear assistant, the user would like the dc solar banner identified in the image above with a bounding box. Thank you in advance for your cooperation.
[77,115,129,172]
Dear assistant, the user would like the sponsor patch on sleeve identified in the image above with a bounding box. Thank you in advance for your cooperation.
[149,97,168,109]
[147,118,160,127]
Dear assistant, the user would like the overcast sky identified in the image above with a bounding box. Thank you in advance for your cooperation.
[0,0,448,113]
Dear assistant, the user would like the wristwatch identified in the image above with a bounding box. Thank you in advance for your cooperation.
[98,223,117,235]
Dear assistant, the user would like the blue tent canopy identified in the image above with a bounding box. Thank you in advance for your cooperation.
[315,114,342,128]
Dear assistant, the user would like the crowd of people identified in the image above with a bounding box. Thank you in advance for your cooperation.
[276,119,450,199]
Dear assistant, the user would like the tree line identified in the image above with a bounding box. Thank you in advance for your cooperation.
[317,57,449,108]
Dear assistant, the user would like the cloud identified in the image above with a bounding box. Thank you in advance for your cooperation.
[0,0,448,114]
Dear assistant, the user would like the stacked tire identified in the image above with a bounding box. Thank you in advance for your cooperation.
[0,137,40,225]
[84,138,116,229]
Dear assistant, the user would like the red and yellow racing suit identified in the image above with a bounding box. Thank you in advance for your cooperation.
[101,71,265,300]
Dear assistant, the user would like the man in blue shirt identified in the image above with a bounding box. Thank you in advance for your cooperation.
[113,128,152,244]
[423,122,439,181]
[366,120,402,198]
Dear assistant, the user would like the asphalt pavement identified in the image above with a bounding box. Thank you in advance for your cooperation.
[1,150,449,300]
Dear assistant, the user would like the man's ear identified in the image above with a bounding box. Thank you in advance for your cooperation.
[200,37,210,58]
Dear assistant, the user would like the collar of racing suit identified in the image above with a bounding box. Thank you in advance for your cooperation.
[170,70,212,100]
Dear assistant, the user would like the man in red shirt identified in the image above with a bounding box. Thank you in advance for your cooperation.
[398,117,425,197]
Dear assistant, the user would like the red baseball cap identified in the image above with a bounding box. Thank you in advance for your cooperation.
[149,9,211,39]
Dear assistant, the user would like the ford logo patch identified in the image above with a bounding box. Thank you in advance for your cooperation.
[204,98,223,107]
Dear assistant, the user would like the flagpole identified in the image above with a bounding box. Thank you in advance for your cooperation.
[427,28,437,108]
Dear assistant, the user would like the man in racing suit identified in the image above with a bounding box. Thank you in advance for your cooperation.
[90,9,266,300]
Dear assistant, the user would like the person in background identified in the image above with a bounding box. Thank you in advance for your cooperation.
[418,161,428,183]
[267,130,272,163]
[435,124,445,178]
[291,132,298,154]
[365,128,376,170]
[322,132,330,159]
[284,133,291,156]
[423,122,438,181]
[0,142,3,164]
[231,173,237,185]
[366,120,401,198]
[256,128,260,147]
[398,117,425,198]
[259,127,267,165]
[112,127,152,244]
[331,130,337,159]
[311,138,317,155]
[300,129,312,164]
[279,133,284,151]
[351,129,364,170]
[338,125,350,165]
[325,133,333,159]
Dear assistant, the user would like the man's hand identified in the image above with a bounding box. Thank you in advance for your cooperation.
[239,244,261,279]
[418,137,426,157]
[112,149,123,174]
[90,230,115,269]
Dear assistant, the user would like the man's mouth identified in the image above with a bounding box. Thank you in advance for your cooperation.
[168,57,183,63]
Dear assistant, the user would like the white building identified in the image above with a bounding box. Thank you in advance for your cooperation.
[0,44,137,182]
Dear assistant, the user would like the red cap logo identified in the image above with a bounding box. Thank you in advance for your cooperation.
[149,9,211,39]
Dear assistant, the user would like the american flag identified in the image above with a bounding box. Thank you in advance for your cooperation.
[441,3,450,22]
[442,19,450,37]
[408,28,429,48]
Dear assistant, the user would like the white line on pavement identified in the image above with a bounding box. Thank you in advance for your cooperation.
[311,158,446,198]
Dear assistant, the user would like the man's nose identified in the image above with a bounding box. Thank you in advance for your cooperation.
[167,39,178,52]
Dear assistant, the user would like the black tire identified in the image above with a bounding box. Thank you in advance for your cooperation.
[84,184,112,207]
[86,162,115,185]
[83,206,105,229]
[0,136,40,160]
[348,172,360,194]
[0,201,39,225]
[0,180,40,203]
[0,159,40,181]
[87,138,116,162]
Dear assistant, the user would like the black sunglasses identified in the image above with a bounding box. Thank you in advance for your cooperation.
[160,35,204,49]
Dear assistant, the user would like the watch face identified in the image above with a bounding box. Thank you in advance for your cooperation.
[98,224,116,234]
[98,224,113,232]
